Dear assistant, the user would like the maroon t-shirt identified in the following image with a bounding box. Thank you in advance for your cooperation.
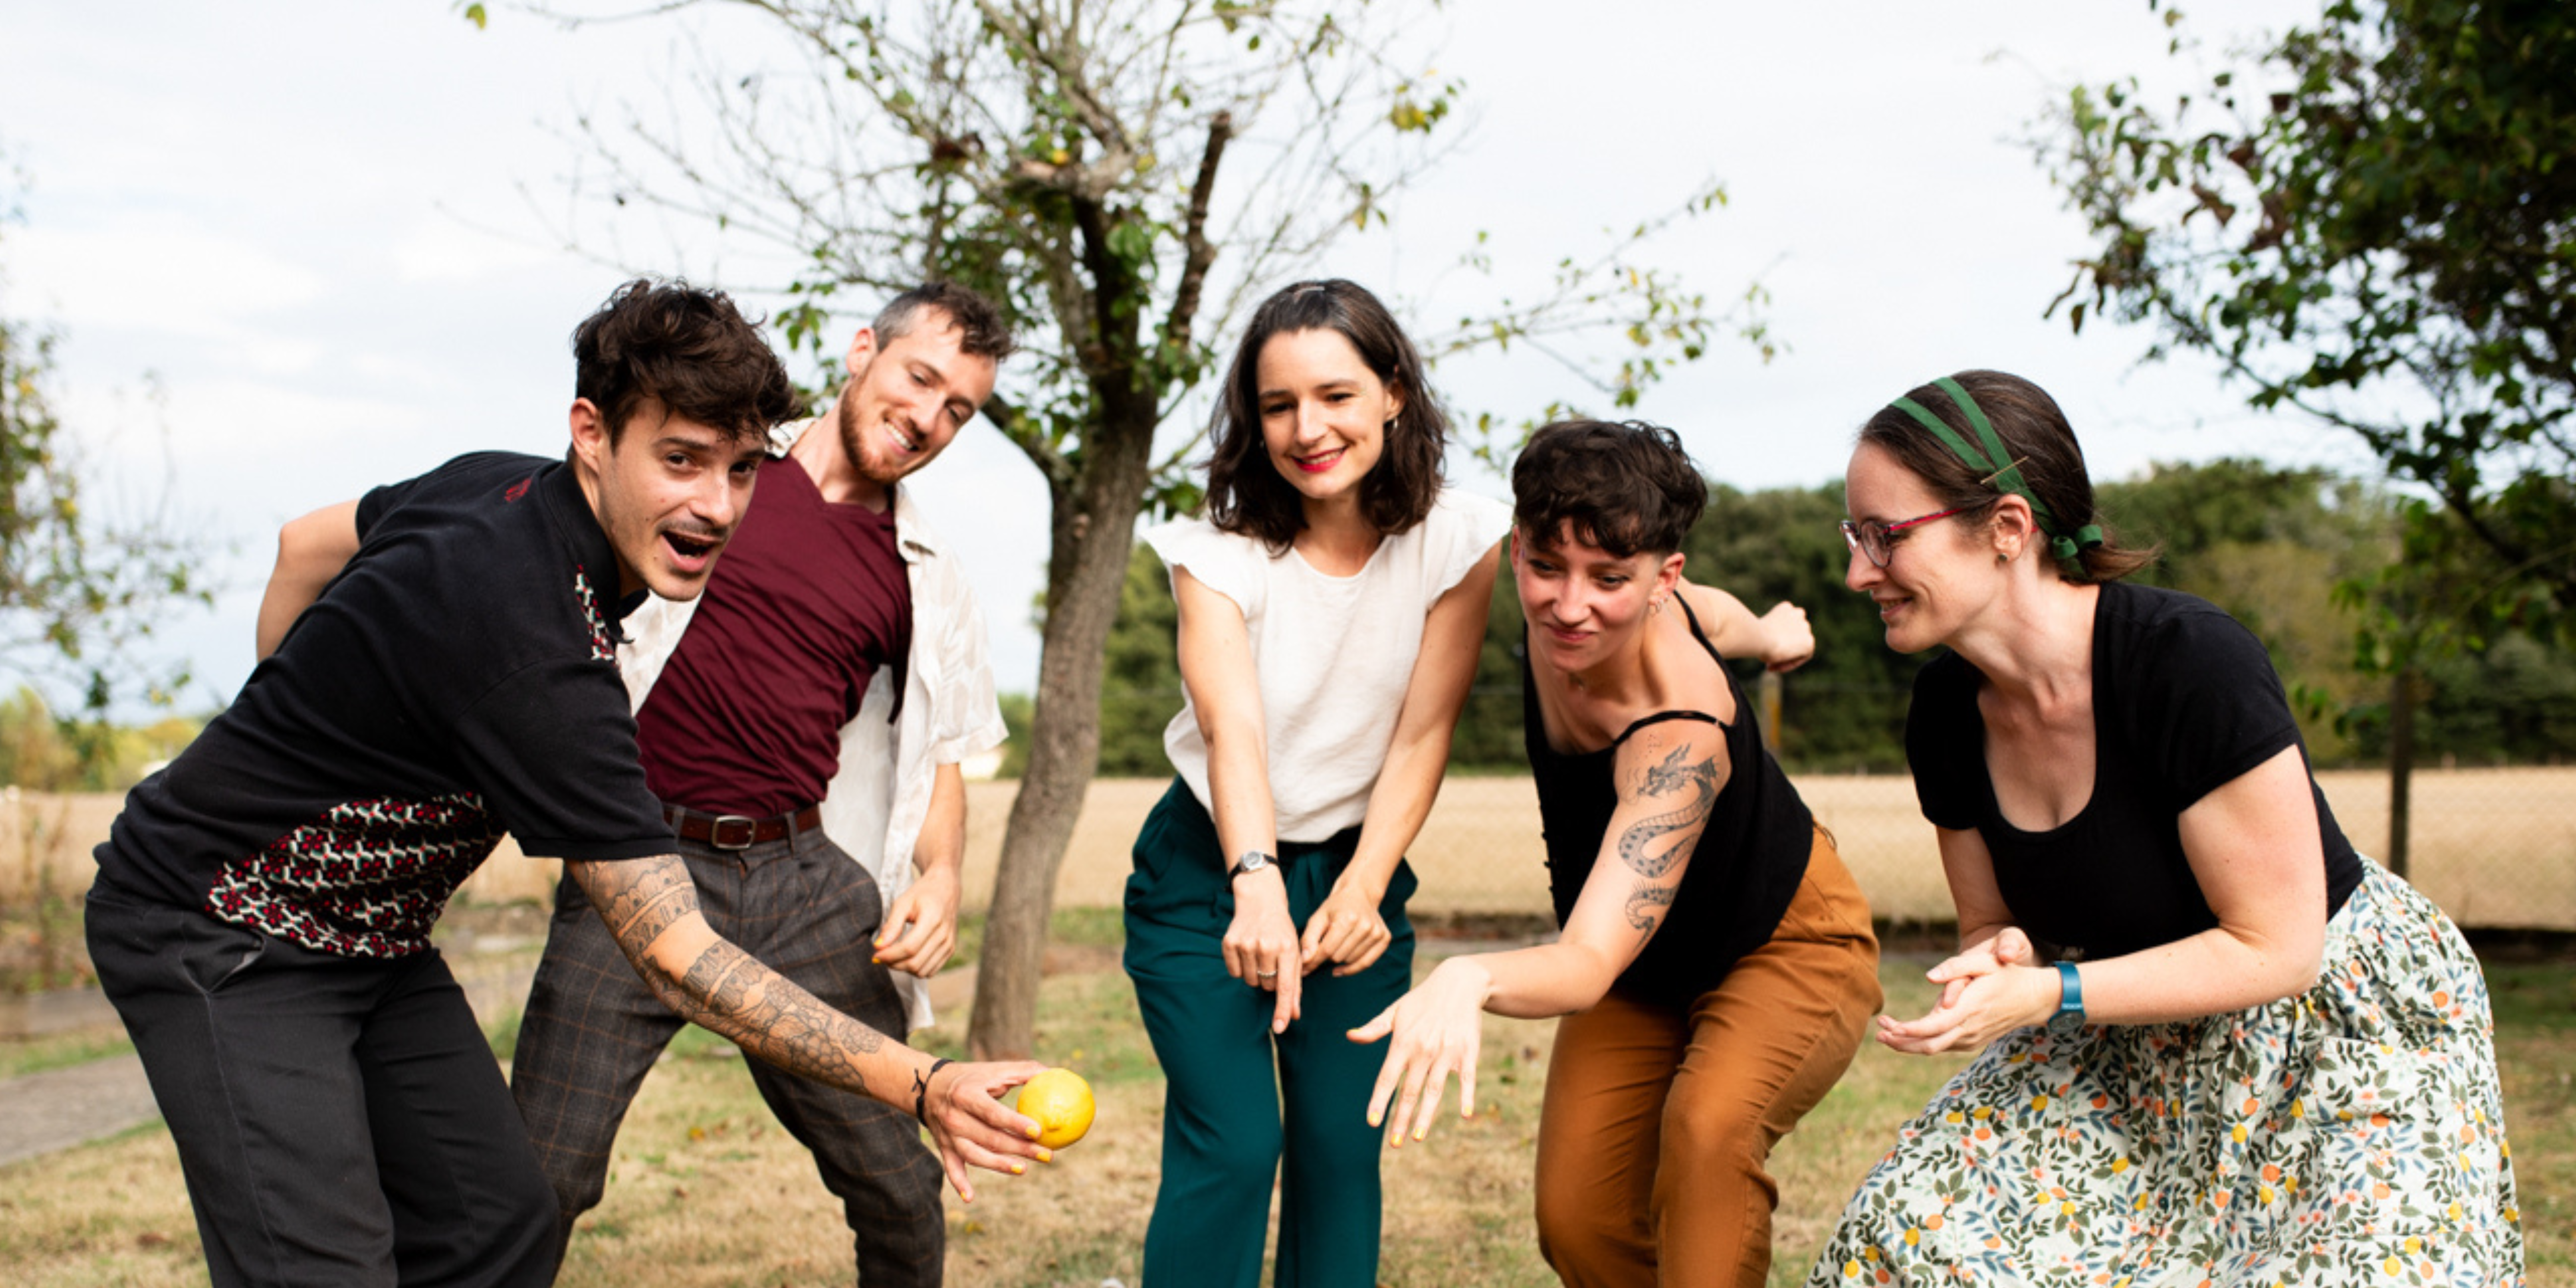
[635,455,911,817]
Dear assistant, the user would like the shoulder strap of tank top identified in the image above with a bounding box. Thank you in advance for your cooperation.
[1671,591,1726,664]
[1610,708,1720,748]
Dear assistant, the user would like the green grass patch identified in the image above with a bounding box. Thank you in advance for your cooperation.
[948,904,1127,969]
[0,1028,135,1080]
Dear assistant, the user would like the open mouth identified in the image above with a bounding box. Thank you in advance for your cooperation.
[663,529,721,571]
[1293,447,1345,474]
[883,422,924,455]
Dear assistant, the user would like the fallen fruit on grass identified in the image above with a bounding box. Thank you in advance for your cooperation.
[1018,1067,1096,1149]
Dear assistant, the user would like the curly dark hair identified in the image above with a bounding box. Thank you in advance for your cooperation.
[1511,420,1707,558]
[1204,279,1448,552]
[1855,370,2156,584]
[571,278,800,444]
[875,281,1016,362]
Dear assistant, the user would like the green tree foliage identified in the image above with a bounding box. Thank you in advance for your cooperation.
[1097,544,1181,778]
[2039,0,2576,654]
[2,158,207,724]
[0,687,203,792]
[1075,455,2576,781]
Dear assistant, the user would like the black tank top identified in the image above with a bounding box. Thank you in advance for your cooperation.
[1525,597,1816,1006]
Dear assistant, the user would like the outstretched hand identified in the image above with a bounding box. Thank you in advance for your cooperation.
[919,1059,1050,1202]
[1348,957,1493,1148]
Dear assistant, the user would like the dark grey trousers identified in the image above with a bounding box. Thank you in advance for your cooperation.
[508,827,943,1286]
[86,889,557,1288]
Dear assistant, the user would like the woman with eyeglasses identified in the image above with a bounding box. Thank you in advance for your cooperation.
[1805,371,2522,1287]
[1123,279,1510,1288]
[1352,420,1882,1288]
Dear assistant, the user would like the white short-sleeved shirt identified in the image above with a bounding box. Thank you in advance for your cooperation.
[1145,487,1512,843]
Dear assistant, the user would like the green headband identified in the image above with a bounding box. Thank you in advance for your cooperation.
[1886,377,2103,565]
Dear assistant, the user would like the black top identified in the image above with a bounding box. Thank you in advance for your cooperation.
[1527,598,1816,1007]
[94,453,675,958]
[1907,580,2364,960]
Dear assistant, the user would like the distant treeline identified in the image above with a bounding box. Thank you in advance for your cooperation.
[1015,458,2576,779]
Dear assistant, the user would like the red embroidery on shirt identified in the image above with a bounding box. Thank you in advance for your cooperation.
[504,477,533,502]
[206,794,503,957]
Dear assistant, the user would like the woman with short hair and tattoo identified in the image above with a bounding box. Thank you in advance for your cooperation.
[1354,420,1883,1288]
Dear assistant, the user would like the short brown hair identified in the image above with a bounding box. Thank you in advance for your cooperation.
[572,279,800,443]
[1204,279,1448,552]
[1856,370,2155,583]
[1512,420,1707,557]
[875,281,1016,362]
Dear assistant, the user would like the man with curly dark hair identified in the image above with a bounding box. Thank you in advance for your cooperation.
[86,279,1051,1288]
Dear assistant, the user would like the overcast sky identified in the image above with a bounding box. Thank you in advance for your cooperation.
[2,0,2362,714]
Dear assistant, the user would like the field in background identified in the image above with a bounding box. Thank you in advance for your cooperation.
[7,766,2573,929]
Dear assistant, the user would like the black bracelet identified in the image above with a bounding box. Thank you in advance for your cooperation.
[912,1057,953,1125]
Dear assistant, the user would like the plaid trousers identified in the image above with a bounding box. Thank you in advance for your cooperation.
[509,825,943,1285]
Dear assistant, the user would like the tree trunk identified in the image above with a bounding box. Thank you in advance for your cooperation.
[2386,666,2419,881]
[966,404,1161,1060]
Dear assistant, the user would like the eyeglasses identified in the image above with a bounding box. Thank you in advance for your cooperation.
[1840,506,1972,568]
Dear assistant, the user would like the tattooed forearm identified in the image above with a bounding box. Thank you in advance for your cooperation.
[572,857,899,1104]
[1624,884,1676,935]
[579,853,700,950]
[663,939,890,1095]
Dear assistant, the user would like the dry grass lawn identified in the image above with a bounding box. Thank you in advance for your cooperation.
[8,951,2569,1287]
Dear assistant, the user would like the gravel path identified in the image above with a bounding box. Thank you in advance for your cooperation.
[0,960,540,1169]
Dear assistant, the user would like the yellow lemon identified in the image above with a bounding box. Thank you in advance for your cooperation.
[1018,1068,1096,1149]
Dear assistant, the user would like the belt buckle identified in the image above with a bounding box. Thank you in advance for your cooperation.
[708,814,759,851]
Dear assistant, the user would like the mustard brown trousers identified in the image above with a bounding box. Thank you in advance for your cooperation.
[1533,831,1881,1288]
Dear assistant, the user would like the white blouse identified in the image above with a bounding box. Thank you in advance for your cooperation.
[1145,487,1512,843]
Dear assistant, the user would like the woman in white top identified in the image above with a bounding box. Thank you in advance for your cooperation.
[1123,278,1509,1288]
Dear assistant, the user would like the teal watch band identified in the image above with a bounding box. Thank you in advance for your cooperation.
[2054,960,2085,1021]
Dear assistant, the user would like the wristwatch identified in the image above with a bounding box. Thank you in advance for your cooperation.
[2053,960,2086,1022]
[1227,850,1276,882]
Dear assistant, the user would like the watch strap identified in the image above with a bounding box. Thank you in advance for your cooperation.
[2054,960,2085,1021]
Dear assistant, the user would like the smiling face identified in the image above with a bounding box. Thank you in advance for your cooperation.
[572,397,767,601]
[1255,327,1403,509]
[832,311,998,500]
[1513,522,1685,675]
[1842,440,2001,653]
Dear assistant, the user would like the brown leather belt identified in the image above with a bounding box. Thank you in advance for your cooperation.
[663,803,823,851]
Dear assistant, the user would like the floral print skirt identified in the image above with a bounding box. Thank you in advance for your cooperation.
[1805,866,2523,1287]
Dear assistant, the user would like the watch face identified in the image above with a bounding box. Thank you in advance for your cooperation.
[1234,851,1272,874]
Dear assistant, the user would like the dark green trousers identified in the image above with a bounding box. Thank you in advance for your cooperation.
[1123,779,1417,1288]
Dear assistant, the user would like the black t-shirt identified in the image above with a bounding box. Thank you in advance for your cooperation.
[1907,580,2363,960]
[1527,599,1816,1007]
[93,453,675,957]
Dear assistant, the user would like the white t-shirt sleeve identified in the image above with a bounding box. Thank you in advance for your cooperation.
[1145,517,1267,620]
[1421,490,1514,603]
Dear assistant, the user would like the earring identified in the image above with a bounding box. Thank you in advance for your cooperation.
[1650,597,1666,614]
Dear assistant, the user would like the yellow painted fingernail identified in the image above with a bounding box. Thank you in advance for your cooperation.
[1414,1126,1427,1141]
[1036,1147,1052,1164]
[1011,1163,1025,1175]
